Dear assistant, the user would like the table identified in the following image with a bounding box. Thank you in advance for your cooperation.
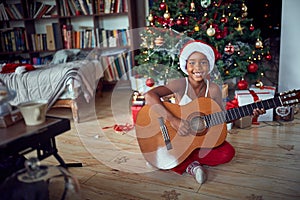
[0,116,78,168]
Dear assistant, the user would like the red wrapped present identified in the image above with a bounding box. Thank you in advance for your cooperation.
[131,105,143,124]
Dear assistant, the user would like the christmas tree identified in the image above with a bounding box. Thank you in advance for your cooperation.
[134,0,272,89]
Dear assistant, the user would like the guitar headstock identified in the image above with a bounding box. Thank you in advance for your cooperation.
[278,89,300,106]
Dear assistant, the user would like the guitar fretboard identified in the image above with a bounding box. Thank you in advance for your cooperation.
[204,96,282,127]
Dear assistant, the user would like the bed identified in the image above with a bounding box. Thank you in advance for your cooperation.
[0,49,105,123]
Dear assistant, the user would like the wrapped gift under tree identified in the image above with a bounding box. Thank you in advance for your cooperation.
[235,87,276,123]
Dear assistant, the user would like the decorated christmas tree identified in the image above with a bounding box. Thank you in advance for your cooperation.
[134,0,273,89]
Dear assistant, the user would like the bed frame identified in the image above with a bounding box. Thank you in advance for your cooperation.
[52,99,79,122]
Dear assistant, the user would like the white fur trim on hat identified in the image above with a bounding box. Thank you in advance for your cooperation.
[179,41,215,75]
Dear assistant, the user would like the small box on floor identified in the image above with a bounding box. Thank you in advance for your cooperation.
[234,116,252,128]
[274,106,294,121]
[0,108,23,128]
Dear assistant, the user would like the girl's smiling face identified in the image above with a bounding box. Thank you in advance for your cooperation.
[186,52,210,82]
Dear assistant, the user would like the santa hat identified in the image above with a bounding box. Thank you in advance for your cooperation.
[179,40,218,75]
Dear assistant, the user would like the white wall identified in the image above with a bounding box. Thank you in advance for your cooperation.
[278,0,300,92]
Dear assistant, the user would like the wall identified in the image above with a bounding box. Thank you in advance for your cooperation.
[278,0,300,92]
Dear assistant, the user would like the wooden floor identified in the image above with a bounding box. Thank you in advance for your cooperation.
[38,89,300,200]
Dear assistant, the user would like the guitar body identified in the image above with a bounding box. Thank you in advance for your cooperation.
[135,97,227,170]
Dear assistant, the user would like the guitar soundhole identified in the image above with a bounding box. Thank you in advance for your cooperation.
[187,113,207,136]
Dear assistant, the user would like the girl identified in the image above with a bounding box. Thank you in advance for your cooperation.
[144,40,265,184]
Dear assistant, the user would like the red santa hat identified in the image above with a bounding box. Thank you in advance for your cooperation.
[179,40,218,75]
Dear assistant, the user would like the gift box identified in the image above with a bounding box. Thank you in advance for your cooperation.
[0,108,23,128]
[248,86,276,96]
[222,84,229,99]
[234,116,252,128]
[235,88,275,122]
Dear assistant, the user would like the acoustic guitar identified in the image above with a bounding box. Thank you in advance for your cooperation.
[135,90,300,170]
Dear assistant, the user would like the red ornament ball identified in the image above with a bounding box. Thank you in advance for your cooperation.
[183,18,189,26]
[265,53,272,61]
[220,16,228,23]
[176,18,183,26]
[237,79,248,90]
[146,78,155,87]
[215,31,223,39]
[248,62,258,73]
[249,24,255,31]
[159,2,167,10]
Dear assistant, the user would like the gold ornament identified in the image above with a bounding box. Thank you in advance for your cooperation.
[163,5,170,19]
[206,25,216,36]
[190,1,195,12]
[255,80,264,88]
[164,11,170,19]
[242,12,248,18]
[241,3,248,12]
[241,3,248,17]
[255,39,263,48]
[194,25,200,32]
[148,13,154,22]
[235,22,244,34]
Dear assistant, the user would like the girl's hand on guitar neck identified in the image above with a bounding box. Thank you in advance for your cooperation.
[253,108,266,117]
[252,100,267,117]
[169,116,190,136]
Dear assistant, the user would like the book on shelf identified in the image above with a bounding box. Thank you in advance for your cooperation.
[17,1,56,19]
[96,0,105,13]
[101,51,132,82]
[35,4,52,19]
[104,0,111,14]
[0,27,27,52]
[67,0,76,16]
[52,23,63,50]
[62,25,68,49]
[46,25,56,51]
[0,3,9,20]
[4,6,14,20]
[78,0,91,15]
[32,55,53,65]
[9,3,23,19]
[96,28,129,48]
[100,0,126,14]
[31,33,48,51]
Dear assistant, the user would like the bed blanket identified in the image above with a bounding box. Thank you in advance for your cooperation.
[0,59,104,108]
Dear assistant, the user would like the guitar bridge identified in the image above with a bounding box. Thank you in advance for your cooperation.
[158,117,173,150]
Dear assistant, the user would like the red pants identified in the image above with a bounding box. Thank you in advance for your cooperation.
[171,141,235,174]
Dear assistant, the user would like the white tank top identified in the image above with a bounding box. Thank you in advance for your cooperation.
[178,77,209,105]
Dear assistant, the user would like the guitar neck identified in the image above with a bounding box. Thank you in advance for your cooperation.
[204,96,282,127]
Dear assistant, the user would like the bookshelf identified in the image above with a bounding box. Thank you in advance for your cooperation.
[0,0,138,67]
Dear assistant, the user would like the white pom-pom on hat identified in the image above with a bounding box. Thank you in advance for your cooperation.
[179,40,217,75]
